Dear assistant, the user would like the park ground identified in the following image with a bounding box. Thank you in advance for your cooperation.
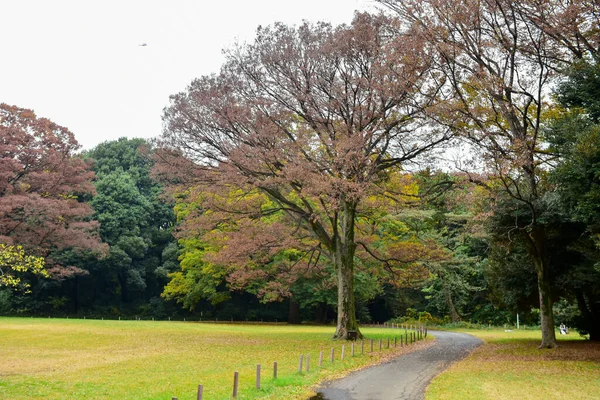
[426,329,600,400]
[0,317,428,400]
[1,318,599,400]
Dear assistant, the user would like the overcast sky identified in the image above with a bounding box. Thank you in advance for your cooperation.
[2,0,376,150]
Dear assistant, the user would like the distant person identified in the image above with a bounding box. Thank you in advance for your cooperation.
[560,323,568,335]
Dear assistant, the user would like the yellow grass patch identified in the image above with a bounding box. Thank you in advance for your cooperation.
[426,329,600,400]
[0,318,430,399]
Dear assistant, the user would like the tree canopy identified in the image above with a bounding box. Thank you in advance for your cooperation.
[157,13,451,339]
[0,103,105,278]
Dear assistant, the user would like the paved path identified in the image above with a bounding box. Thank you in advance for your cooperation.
[314,331,482,400]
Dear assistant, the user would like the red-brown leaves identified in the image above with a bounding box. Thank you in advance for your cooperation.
[0,104,106,277]
[157,14,450,319]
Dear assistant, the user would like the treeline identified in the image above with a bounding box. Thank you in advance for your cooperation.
[1,1,599,344]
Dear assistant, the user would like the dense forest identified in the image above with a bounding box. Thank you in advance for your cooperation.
[1,0,599,345]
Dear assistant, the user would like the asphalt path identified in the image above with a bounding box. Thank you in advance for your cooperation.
[313,331,482,400]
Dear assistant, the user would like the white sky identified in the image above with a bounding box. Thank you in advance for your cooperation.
[1,0,376,150]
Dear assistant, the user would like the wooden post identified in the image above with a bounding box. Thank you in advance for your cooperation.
[387,338,390,349]
[172,397,178,400]
[394,337,397,347]
[379,338,382,350]
[197,385,203,400]
[341,345,345,360]
[330,348,335,362]
[352,342,355,357]
[319,350,323,366]
[306,354,310,372]
[256,364,261,389]
[370,339,373,352]
[298,355,303,372]
[233,372,239,398]
[273,362,278,379]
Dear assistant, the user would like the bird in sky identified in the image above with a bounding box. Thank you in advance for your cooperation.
[139,43,147,47]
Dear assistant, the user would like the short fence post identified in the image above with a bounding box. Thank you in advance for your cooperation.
[319,350,323,366]
[273,362,278,379]
[361,340,364,354]
[387,338,390,349]
[330,347,335,362]
[197,384,203,400]
[352,342,355,357]
[379,338,382,351]
[256,364,261,389]
[306,354,310,372]
[233,371,239,398]
[370,339,373,352]
[298,355,303,373]
[394,337,397,347]
[341,345,345,360]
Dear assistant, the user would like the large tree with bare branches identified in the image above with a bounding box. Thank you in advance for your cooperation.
[157,13,449,339]
[378,0,600,347]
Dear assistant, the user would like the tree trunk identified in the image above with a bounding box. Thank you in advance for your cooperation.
[314,302,328,324]
[439,271,460,323]
[73,275,79,314]
[528,228,557,348]
[332,200,362,340]
[535,257,556,348]
[118,272,129,304]
[576,291,600,341]
[288,298,301,324]
[444,285,461,323]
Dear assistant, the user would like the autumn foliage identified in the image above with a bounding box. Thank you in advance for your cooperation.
[157,13,451,338]
[0,104,106,278]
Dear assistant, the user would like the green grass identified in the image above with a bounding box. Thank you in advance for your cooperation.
[0,317,428,400]
[426,329,600,400]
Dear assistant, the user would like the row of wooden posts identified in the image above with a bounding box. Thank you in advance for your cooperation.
[171,325,428,400]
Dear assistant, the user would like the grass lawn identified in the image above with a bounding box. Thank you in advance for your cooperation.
[0,317,428,400]
[426,329,600,400]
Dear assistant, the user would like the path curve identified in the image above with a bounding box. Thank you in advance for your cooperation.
[314,331,482,400]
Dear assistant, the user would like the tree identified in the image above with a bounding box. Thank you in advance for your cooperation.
[157,14,450,339]
[0,104,105,277]
[546,60,600,340]
[379,0,571,348]
[0,244,47,292]
[83,138,175,307]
